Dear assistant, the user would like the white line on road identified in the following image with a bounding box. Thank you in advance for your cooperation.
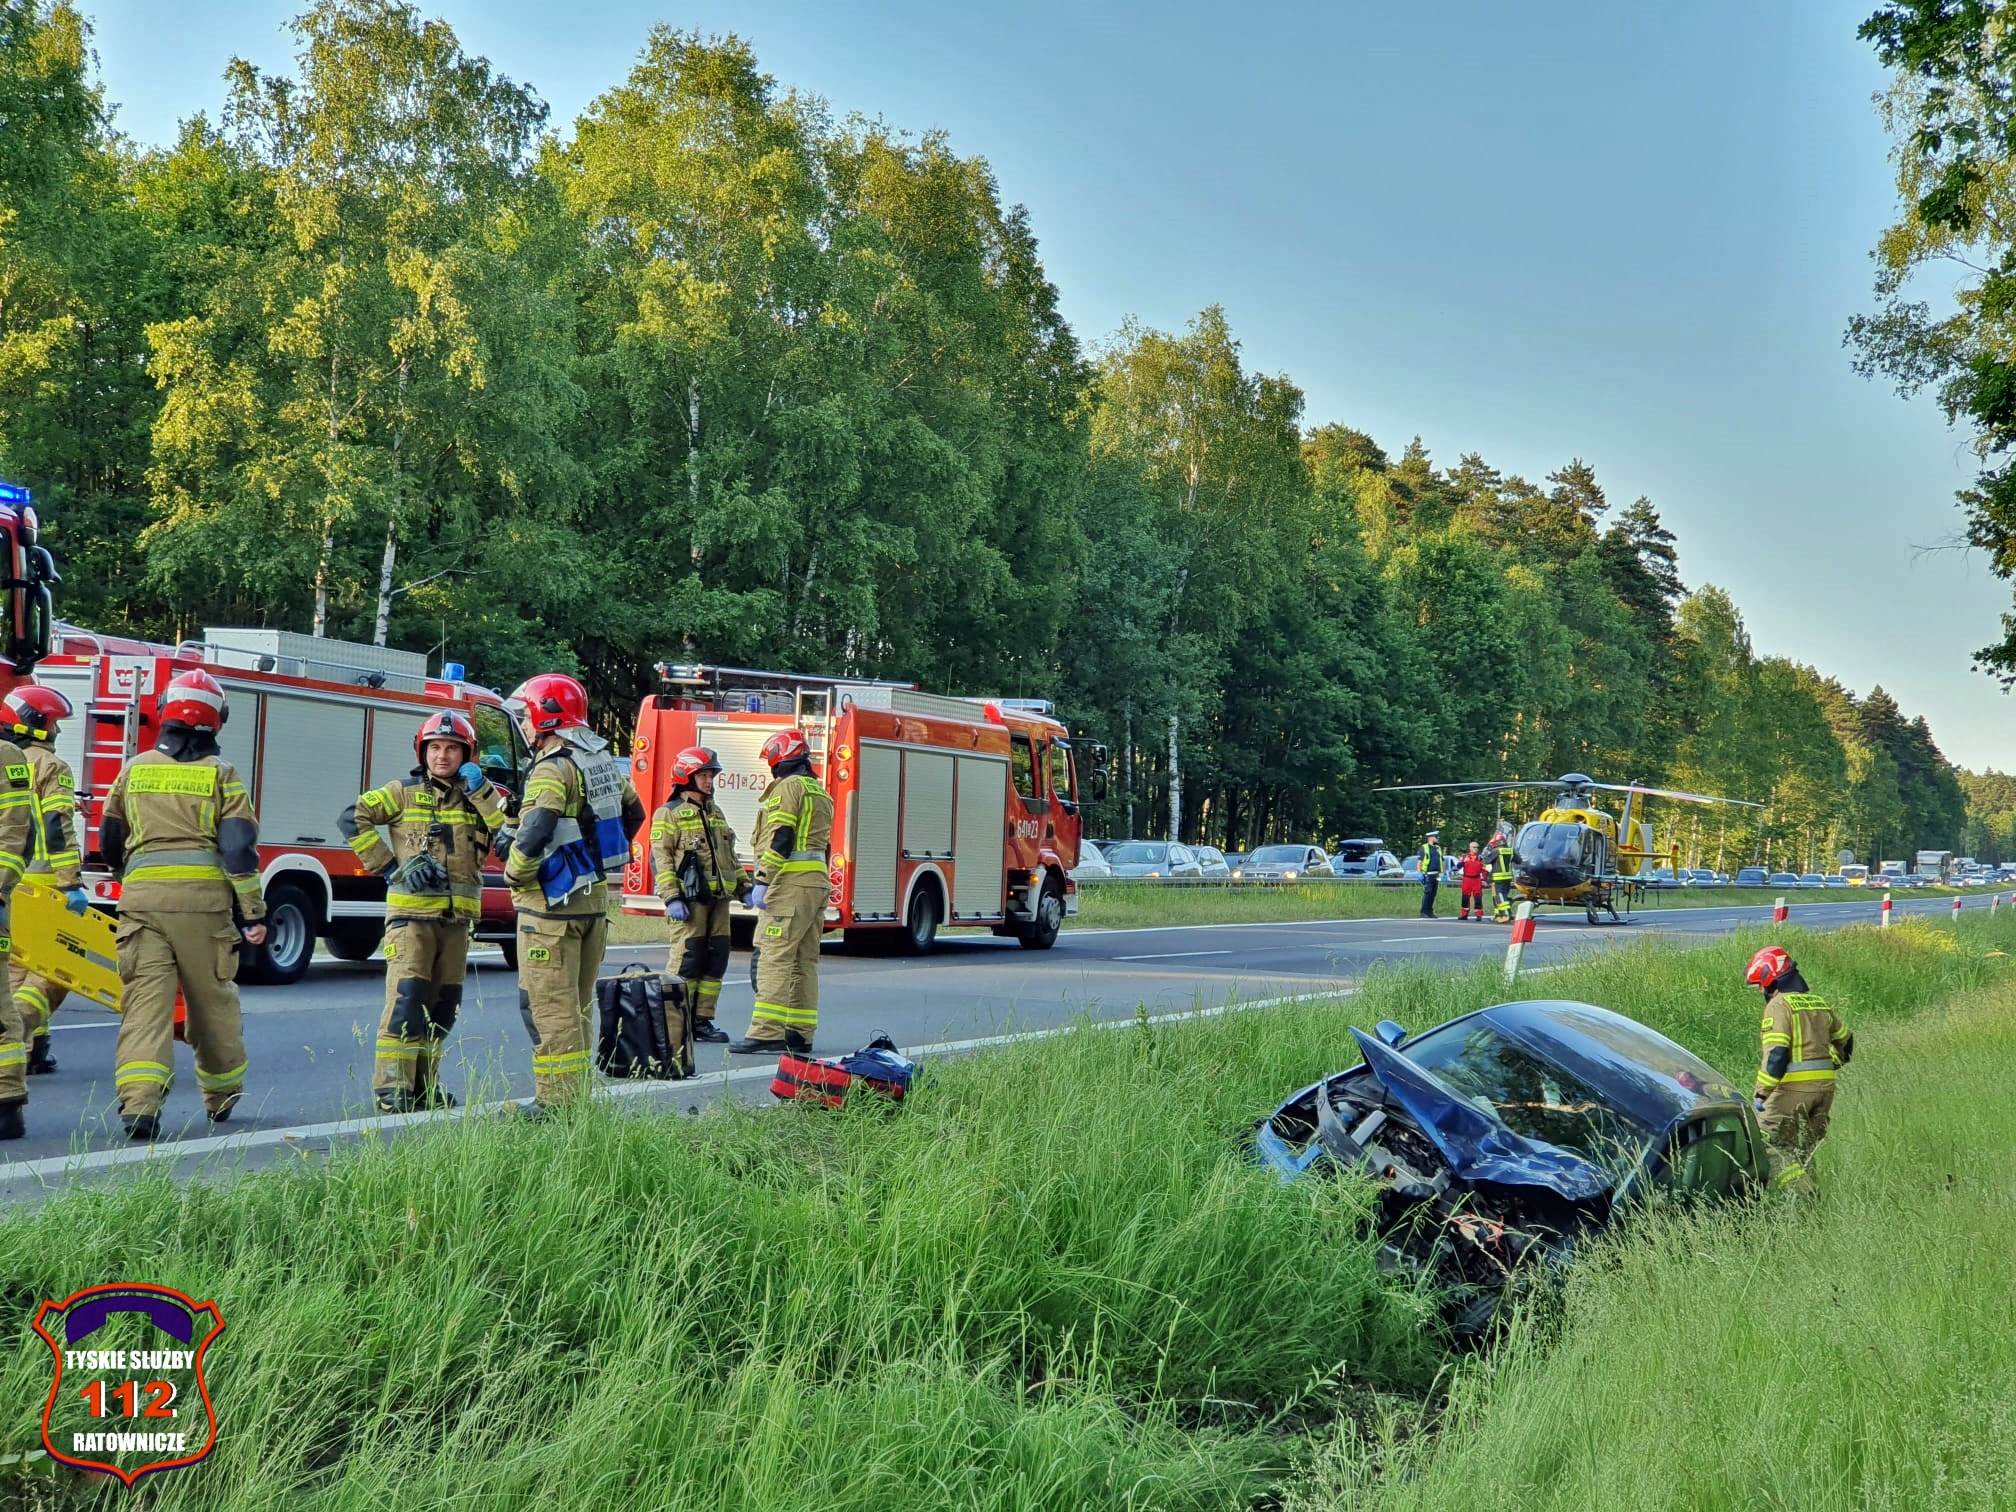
[1111,949,1234,961]
[1378,935,1443,944]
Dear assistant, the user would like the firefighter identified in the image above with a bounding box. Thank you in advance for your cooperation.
[341,710,505,1113]
[729,728,833,1055]
[0,717,40,1140]
[1457,841,1488,920]
[1745,946,1853,1191]
[1490,824,1516,923]
[497,673,644,1114]
[1419,829,1444,918]
[4,686,90,1078]
[650,746,748,1046]
[100,669,265,1140]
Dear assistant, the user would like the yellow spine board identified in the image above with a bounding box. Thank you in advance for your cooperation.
[8,878,121,1011]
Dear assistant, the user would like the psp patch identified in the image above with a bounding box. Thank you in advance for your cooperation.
[527,946,551,962]
[31,1283,225,1486]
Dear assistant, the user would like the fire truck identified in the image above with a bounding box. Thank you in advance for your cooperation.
[622,665,1101,952]
[33,625,534,983]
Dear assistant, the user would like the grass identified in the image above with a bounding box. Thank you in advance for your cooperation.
[4,916,2013,1508]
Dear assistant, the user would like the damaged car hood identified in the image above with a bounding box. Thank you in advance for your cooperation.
[1348,1028,1611,1202]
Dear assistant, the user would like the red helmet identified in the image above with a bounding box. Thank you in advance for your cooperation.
[160,669,228,732]
[415,709,478,764]
[1745,946,1793,992]
[3,684,72,739]
[760,728,810,768]
[507,673,588,734]
[668,745,721,787]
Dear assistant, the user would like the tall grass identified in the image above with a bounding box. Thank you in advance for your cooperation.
[1,916,2009,1508]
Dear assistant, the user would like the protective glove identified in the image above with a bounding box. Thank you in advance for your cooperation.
[749,883,768,912]
[666,899,690,922]
[392,854,451,893]
[1753,1094,1767,1114]
[459,761,486,790]
[493,827,517,865]
[62,887,89,916]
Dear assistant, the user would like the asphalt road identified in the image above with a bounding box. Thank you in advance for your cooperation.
[0,891,1979,1197]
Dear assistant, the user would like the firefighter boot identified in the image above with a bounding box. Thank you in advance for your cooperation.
[26,1037,55,1074]
[0,1098,23,1141]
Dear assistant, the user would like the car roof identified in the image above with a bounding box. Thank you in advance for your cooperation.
[1452,999,1744,1128]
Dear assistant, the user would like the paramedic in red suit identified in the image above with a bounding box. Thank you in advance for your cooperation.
[1458,841,1489,921]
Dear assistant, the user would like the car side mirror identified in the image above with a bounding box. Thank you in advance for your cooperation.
[1374,1020,1407,1048]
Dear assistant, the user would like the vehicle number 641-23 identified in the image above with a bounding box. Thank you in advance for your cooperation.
[77,1380,178,1418]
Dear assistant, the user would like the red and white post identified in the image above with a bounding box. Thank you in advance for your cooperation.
[1882,891,1893,928]
[1773,895,1789,924]
[1953,895,1963,922]
[1994,894,2002,917]
[1503,901,1536,986]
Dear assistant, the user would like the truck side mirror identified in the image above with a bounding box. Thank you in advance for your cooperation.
[1374,1020,1408,1048]
[1083,740,1111,803]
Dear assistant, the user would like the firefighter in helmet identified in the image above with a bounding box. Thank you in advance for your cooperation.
[4,686,89,1080]
[730,728,833,1055]
[0,701,42,1140]
[340,710,505,1112]
[100,669,265,1140]
[1490,823,1517,923]
[650,745,748,1045]
[1746,946,1853,1191]
[497,673,644,1113]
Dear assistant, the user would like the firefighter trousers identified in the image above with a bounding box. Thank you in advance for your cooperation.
[8,962,66,1045]
[517,910,608,1105]
[374,916,470,1102]
[749,877,822,1045]
[668,899,733,1024]
[0,898,21,1105]
[112,908,247,1119]
[1760,1083,1834,1190]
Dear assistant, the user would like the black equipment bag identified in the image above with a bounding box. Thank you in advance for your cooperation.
[595,963,694,1080]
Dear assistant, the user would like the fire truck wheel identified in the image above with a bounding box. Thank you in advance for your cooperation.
[899,880,942,956]
[325,926,384,962]
[241,880,317,986]
[1016,884,1065,950]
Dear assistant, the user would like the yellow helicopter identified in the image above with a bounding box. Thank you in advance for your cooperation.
[1377,773,1762,924]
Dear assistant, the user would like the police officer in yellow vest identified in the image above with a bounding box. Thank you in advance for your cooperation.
[4,685,89,1077]
[498,673,644,1113]
[1745,946,1853,1190]
[100,669,265,1140]
[650,745,749,1044]
[0,714,41,1140]
[342,709,505,1112]
[1490,823,1516,923]
[730,727,833,1055]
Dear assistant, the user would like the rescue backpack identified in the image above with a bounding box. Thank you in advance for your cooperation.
[594,963,694,1080]
[770,1034,916,1108]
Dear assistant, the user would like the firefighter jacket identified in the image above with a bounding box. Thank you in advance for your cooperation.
[505,733,645,917]
[651,794,747,904]
[0,737,34,902]
[753,771,833,888]
[1756,990,1853,1100]
[1492,843,1515,884]
[342,771,505,921]
[101,748,264,919]
[21,740,80,889]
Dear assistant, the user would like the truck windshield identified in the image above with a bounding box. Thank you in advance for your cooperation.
[1049,740,1073,802]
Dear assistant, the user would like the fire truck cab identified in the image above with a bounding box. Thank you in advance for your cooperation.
[624,665,1089,953]
[35,626,534,984]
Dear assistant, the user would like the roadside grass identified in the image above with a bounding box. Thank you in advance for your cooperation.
[1286,949,2016,1511]
[2,916,2009,1508]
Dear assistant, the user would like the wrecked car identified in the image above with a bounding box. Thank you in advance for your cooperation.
[1254,999,1768,1333]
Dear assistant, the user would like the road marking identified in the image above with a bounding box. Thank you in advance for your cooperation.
[1378,935,1443,944]
[1111,949,1234,961]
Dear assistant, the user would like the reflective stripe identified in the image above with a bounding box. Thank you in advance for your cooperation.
[116,1061,174,1088]
[376,1039,422,1060]
[0,1045,24,1068]
[1787,1058,1834,1073]
[130,847,223,870]
[14,984,47,1013]
[751,999,817,1028]
[197,1062,246,1090]
[127,863,227,883]
[532,1050,591,1075]
[387,892,480,917]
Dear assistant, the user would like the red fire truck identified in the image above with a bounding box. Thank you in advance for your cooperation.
[623,665,1100,952]
[34,625,534,983]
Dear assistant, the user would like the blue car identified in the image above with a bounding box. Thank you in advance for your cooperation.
[1253,999,1768,1334]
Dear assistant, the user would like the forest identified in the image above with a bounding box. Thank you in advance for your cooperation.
[0,0,2001,865]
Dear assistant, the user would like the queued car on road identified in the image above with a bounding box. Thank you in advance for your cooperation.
[1766,872,1801,889]
[1330,838,1403,880]
[1824,874,1850,888]
[1253,999,1766,1335]
[1643,867,1679,889]
[1240,844,1335,880]
[1070,840,1114,883]
[1682,868,1720,887]
[1734,867,1768,888]
[1102,841,1205,880]
[1797,873,1828,890]
[1194,845,1233,880]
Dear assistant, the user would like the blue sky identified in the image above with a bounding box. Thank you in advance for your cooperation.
[82,0,2009,768]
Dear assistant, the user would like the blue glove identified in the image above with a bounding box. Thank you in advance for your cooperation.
[459,762,485,789]
[749,883,768,912]
[62,887,89,916]
[1753,1094,1766,1114]
[666,899,690,922]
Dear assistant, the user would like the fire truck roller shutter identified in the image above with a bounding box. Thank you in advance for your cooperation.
[852,743,901,920]
[954,754,1008,919]
[260,694,363,846]
[902,751,954,859]
[213,684,262,788]
[368,708,428,789]
[693,721,777,873]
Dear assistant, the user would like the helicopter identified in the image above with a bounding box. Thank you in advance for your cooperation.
[1375,773,1763,924]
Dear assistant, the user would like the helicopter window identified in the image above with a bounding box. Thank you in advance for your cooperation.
[1515,823,1583,868]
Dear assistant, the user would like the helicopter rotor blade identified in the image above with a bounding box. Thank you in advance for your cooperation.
[1374,781,1568,796]
[1580,782,1764,809]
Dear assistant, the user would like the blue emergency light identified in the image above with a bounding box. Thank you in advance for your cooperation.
[442,661,466,682]
[0,483,31,504]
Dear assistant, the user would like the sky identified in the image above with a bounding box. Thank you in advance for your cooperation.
[77,0,2015,768]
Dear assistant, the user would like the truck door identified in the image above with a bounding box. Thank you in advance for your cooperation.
[1008,732,1045,868]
